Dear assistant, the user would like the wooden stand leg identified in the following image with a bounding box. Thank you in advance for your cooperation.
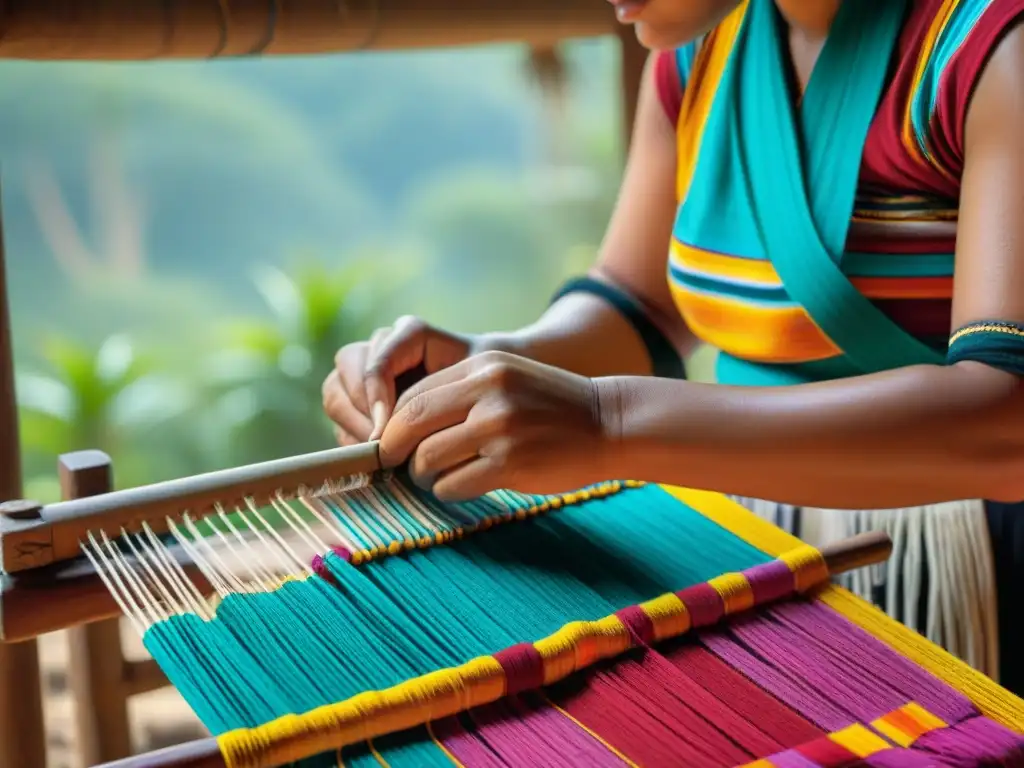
[0,174,47,768]
[0,641,47,768]
[62,451,134,764]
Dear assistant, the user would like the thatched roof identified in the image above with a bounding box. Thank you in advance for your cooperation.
[0,1,619,60]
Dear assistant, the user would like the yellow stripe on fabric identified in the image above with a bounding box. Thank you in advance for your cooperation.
[829,723,890,757]
[667,283,840,363]
[660,486,1024,734]
[541,696,642,768]
[871,701,946,747]
[638,592,691,641]
[676,2,748,202]
[426,722,466,768]
[671,240,781,285]
[671,241,953,300]
[534,617,632,685]
[901,0,960,181]
[708,571,755,614]
[778,546,829,594]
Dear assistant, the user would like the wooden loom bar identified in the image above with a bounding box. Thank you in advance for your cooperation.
[1,524,214,642]
[92,530,895,768]
[0,0,618,61]
[0,440,382,577]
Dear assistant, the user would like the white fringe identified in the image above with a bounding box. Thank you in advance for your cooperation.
[729,496,1000,681]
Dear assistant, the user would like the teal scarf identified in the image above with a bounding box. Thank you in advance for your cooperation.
[712,0,945,386]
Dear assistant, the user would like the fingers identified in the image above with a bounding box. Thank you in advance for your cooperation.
[365,317,472,439]
[378,378,481,468]
[432,457,501,502]
[321,368,374,444]
[364,316,429,438]
[406,422,481,489]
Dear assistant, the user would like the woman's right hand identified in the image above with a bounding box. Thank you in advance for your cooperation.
[322,316,477,445]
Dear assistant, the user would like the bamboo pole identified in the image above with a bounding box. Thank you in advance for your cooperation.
[0,0,618,60]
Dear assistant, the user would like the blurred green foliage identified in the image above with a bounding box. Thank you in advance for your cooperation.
[4,39,713,500]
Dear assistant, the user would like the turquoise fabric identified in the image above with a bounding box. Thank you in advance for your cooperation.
[143,485,772,766]
[675,0,947,388]
[735,0,944,375]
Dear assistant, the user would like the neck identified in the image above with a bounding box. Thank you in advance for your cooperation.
[774,0,841,38]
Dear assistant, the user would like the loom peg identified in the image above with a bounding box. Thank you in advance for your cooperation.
[0,500,42,521]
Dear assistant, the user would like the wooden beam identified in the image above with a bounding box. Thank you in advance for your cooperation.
[0,0,619,60]
[0,178,47,768]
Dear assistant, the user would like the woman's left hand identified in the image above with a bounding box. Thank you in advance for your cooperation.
[377,351,617,500]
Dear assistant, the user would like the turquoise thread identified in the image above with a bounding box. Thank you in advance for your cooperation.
[143,485,772,766]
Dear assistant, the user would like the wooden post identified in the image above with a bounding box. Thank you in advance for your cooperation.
[617,24,647,150]
[62,450,135,764]
[0,175,48,768]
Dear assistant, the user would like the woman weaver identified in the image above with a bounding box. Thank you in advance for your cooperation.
[322,0,1024,694]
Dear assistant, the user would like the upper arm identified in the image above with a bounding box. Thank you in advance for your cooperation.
[592,53,698,354]
[952,20,1024,330]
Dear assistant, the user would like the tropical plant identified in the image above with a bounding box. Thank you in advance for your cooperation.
[17,333,197,500]
[201,255,413,466]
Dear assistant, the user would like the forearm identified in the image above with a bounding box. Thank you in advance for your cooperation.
[600,361,1024,508]
[476,284,690,379]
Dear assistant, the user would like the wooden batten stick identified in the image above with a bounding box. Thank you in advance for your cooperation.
[91,530,894,768]
[0,441,382,574]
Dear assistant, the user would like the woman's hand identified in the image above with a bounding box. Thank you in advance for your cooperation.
[378,350,617,500]
[322,316,475,445]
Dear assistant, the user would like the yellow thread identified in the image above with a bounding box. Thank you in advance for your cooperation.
[215,547,800,765]
[871,703,946,747]
[426,721,466,768]
[949,322,1024,345]
[662,485,1024,734]
[708,572,755,614]
[872,717,916,748]
[330,482,631,571]
[902,701,947,731]
[735,761,774,768]
[367,740,389,767]
[534,618,631,684]
[829,723,889,757]
[638,593,691,641]
[542,696,642,768]
[777,545,830,593]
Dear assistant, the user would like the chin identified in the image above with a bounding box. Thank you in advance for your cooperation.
[631,22,690,50]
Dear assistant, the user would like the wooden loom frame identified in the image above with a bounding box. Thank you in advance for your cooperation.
[0,4,649,766]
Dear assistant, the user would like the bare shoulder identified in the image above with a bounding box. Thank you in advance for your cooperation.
[965,17,1024,137]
